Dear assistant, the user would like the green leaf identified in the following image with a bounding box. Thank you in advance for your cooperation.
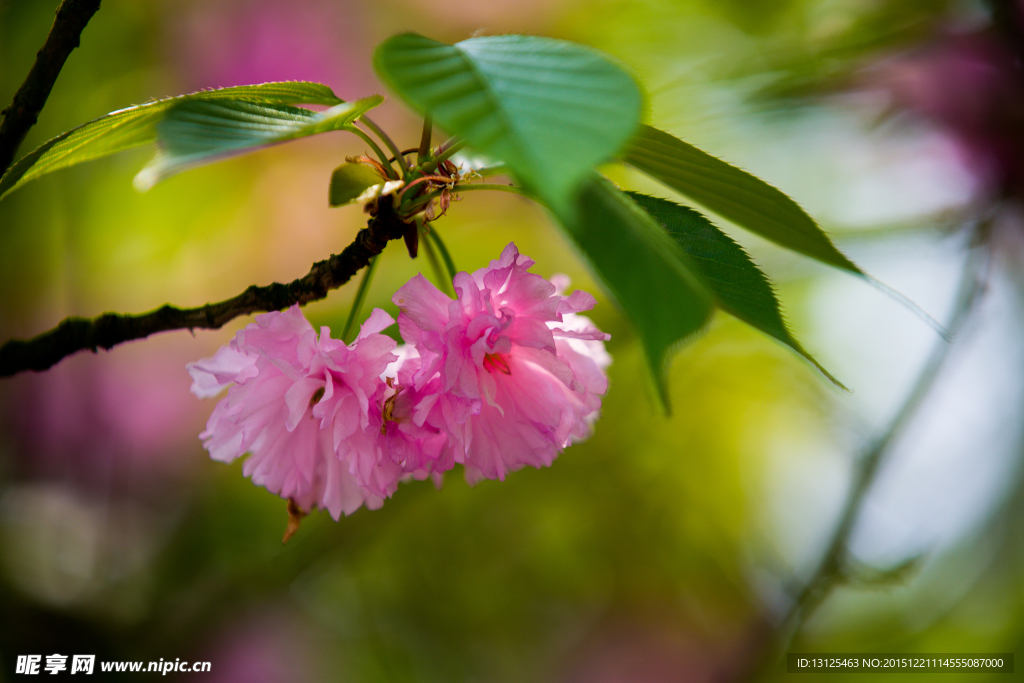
[556,176,714,409]
[0,82,343,201]
[624,124,862,274]
[628,192,844,388]
[135,95,384,190]
[374,33,642,212]
[329,161,390,206]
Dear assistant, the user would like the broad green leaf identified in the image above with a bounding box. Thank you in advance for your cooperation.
[628,192,843,388]
[374,33,642,212]
[556,176,714,409]
[329,161,390,206]
[624,124,862,274]
[135,95,384,189]
[0,82,343,201]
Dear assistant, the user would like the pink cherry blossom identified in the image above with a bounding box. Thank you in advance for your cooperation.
[375,345,450,486]
[389,243,611,484]
[187,305,400,519]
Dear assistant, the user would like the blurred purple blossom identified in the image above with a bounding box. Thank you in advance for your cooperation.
[867,13,1024,200]
[166,0,374,97]
[1,335,210,497]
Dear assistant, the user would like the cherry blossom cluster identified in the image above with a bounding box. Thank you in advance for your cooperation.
[188,244,611,518]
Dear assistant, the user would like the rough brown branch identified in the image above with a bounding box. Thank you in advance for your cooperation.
[988,0,1024,74]
[0,198,409,377]
[0,0,102,175]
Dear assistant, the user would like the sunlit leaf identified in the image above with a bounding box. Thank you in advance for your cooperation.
[624,124,862,274]
[329,161,390,206]
[0,82,343,201]
[629,192,843,388]
[135,95,384,190]
[374,33,642,212]
[556,176,714,409]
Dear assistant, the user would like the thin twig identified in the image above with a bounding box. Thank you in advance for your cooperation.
[0,0,101,175]
[0,197,411,377]
[744,220,993,680]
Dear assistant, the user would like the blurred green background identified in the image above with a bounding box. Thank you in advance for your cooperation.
[2,0,1024,680]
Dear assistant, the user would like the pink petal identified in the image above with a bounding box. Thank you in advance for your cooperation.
[283,377,322,431]
[188,344,258,398]
[392,274,451,333]
[190,305,403,519]
[357,308,397,339]
[557,289,598,315]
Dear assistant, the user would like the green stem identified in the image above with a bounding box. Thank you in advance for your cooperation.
[428,139,468,169]
[475,163,510,178]
[413,137,466,176]
[404,189,441,213]
[419,222,453,297]
[349,126,396,179]
[449,182,527,197]
[397,175,441,207]
[417,115,432,165]
[361,115,409,176]
[426,228,458,282]
[406,183,532,213]
[341,255,380,343]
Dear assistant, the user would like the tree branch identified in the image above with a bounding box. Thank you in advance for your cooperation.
[727,220,993,683]
[783,223,990,630]
[0,0,102,175]
[988,0,1024,74]
[0,198,410,377]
